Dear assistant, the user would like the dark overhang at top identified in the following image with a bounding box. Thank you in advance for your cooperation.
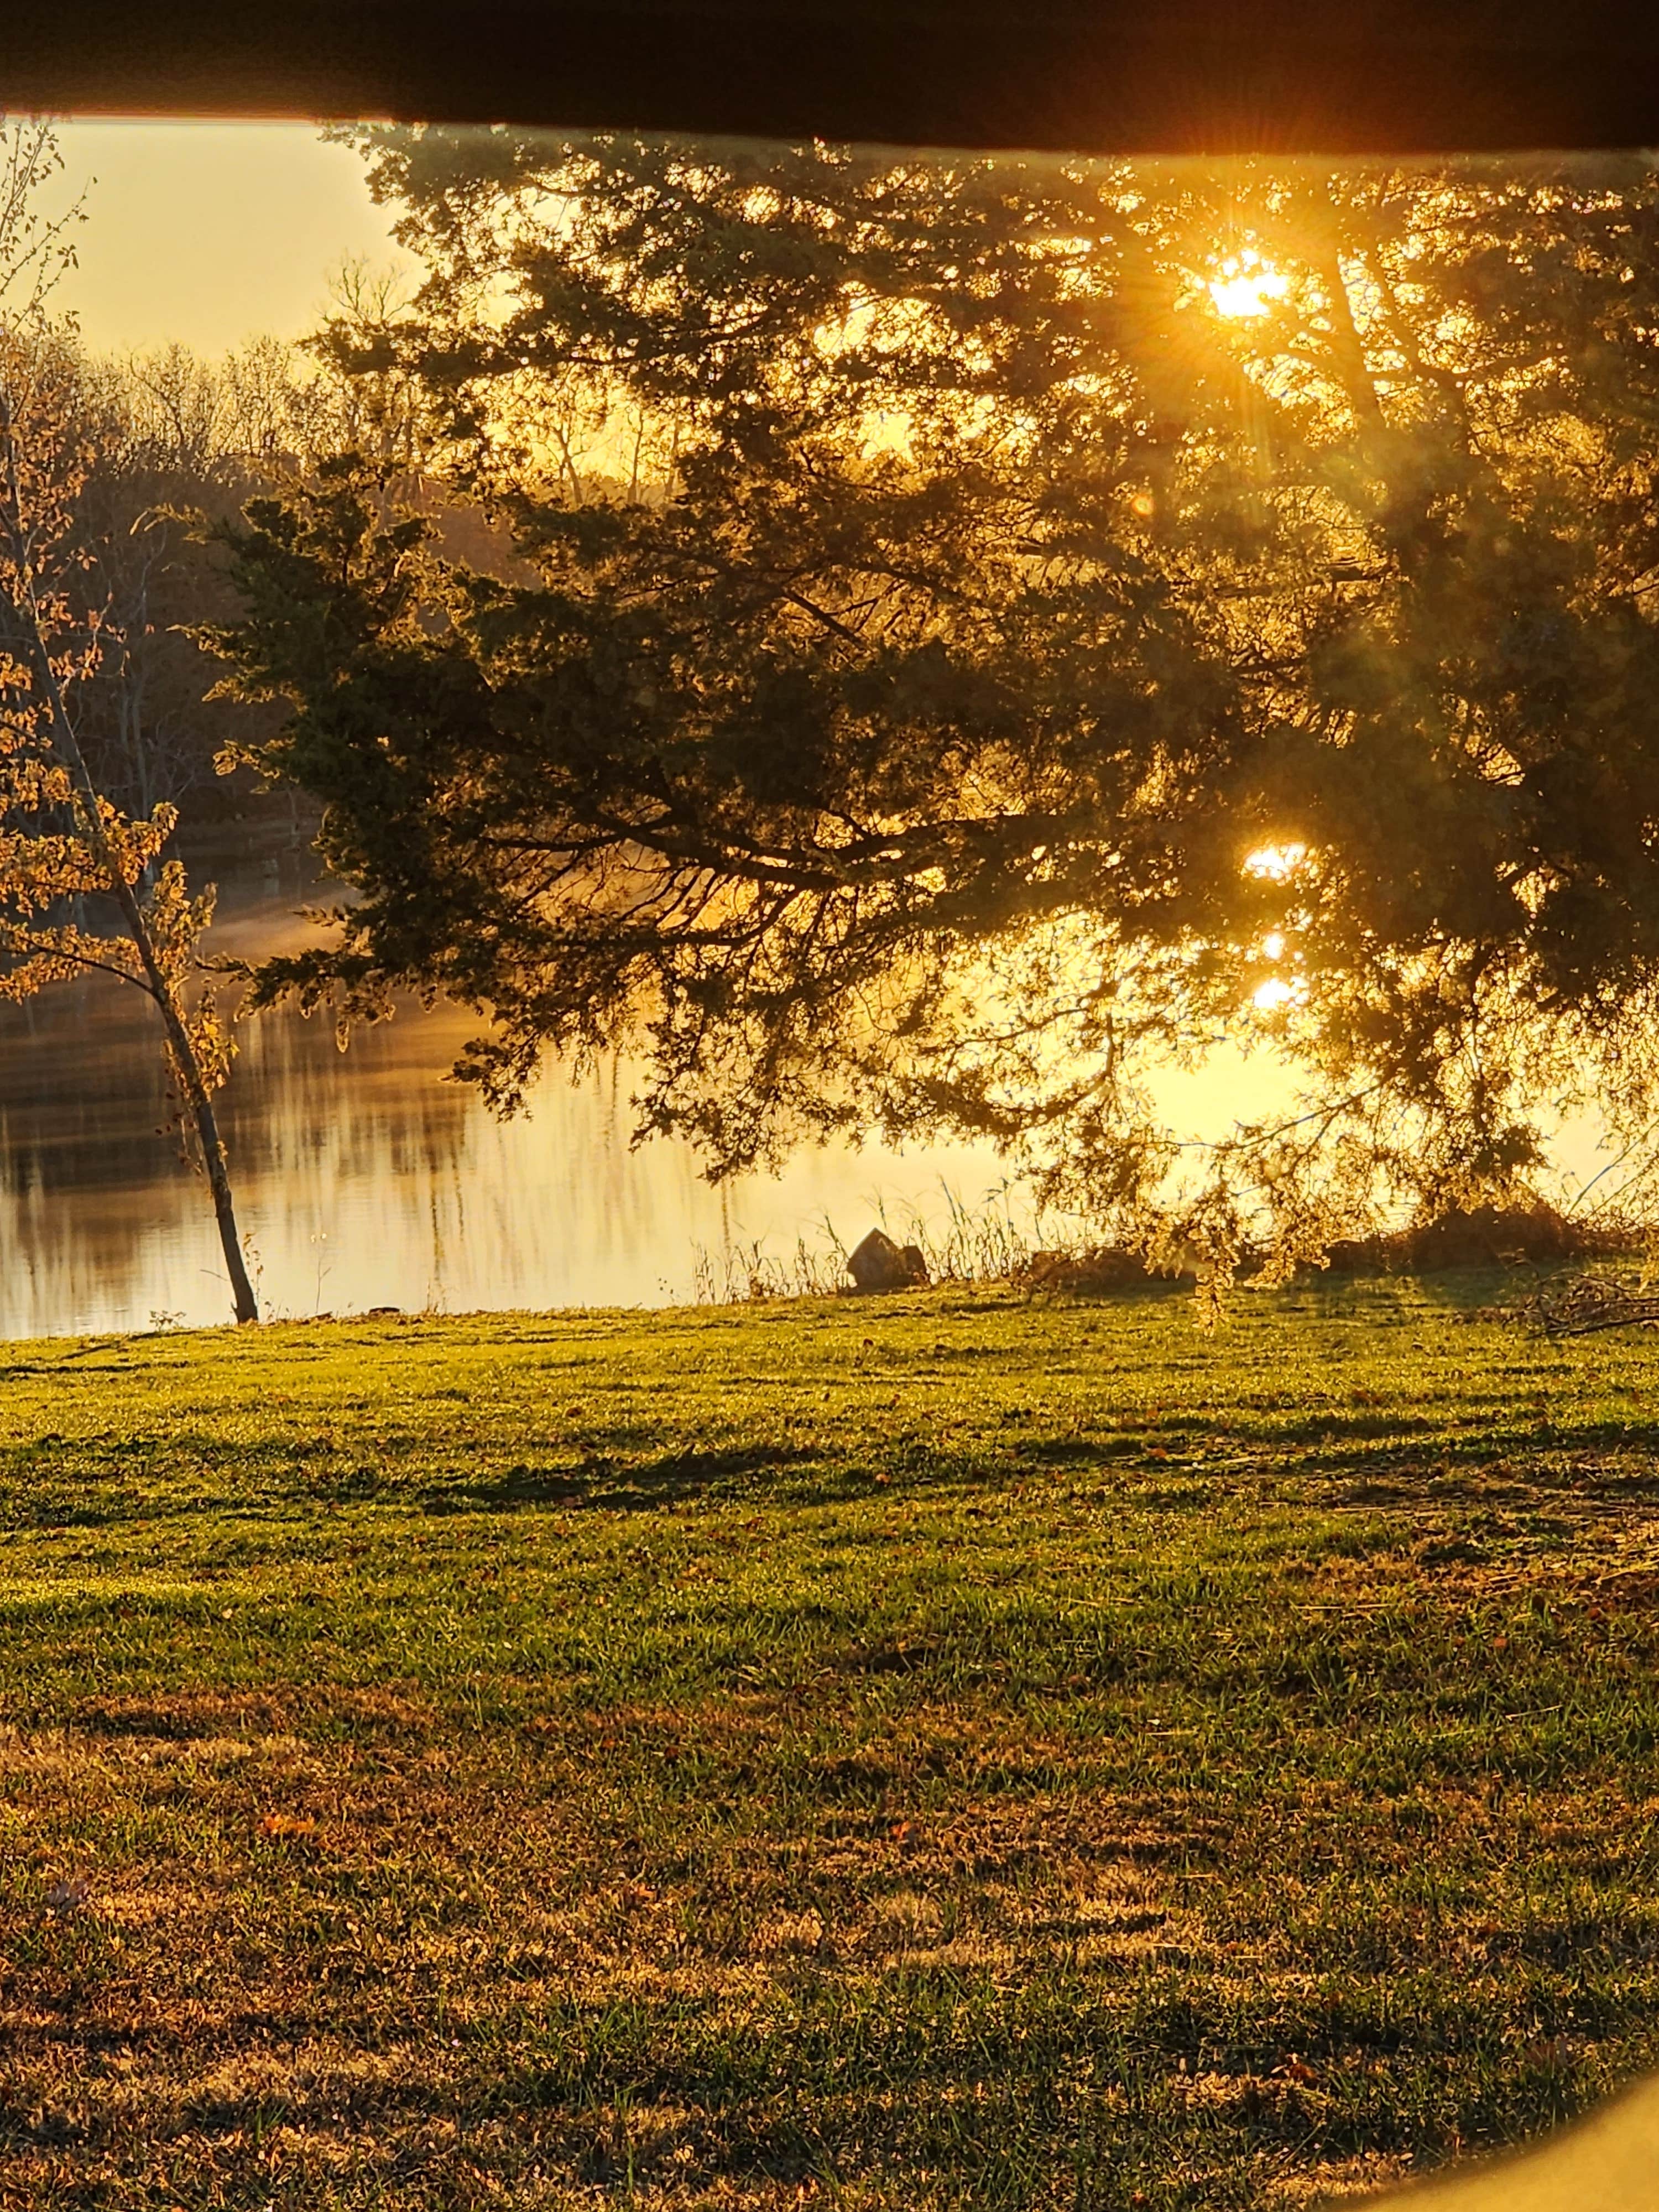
[3,0,1656,155]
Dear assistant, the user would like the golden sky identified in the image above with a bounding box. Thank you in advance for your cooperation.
[50,121,409,357]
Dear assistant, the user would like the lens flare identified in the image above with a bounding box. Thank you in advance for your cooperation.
[1209,255,1290,320]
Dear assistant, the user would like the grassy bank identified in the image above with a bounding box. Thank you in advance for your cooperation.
[2,1277,1658,2209]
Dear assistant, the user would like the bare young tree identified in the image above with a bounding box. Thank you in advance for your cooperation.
[0,119,85,328]
[0,330,259,1325]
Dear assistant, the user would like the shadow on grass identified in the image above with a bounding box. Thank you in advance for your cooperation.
[421,1442,834,1515]
[1279,1422,1659,1476]
[421,1463,589,1512]
[1322,1262,1585,1312]
[15,1413,1659,1530]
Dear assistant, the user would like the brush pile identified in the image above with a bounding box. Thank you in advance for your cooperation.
[1508,1273,1659,1338]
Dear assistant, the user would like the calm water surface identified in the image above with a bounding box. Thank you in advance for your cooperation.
[0,842,1017,1338]
[9,842,1610,1342]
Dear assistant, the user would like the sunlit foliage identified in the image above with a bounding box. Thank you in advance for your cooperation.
[213,138,1659,1276]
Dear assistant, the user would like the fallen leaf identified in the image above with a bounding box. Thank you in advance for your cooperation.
[258,1813,318,1840]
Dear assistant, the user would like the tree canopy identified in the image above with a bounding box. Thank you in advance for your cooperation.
[211,133,1659,1271]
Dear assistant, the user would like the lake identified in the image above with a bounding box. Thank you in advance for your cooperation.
[0,835,1024,1338]
[5,834,1615,1342]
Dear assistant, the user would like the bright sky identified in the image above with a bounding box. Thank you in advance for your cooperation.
[49,121,410,357]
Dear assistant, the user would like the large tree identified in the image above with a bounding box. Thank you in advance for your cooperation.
[211,133,1659,1271]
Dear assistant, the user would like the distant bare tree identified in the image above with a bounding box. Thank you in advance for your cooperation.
[71,351,268,820]
[57,294,452,828]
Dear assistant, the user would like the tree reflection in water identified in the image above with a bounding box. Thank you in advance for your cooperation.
[0,842,1010,1337]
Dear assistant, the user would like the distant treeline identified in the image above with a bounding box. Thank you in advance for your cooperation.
[45,301,494,833]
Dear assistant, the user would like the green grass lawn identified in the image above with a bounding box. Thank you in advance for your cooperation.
[2,1274,1658,2209]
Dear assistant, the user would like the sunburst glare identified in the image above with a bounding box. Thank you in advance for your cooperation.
[1243,842,1308,881]
[1209,254,1289,320]
[1253,974,1308,1010]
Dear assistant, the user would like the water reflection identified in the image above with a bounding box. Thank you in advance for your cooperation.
[0,839,1016,1338]
[9,838,1613,1342]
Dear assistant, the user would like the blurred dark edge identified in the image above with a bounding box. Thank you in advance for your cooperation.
[2,0,1656,154]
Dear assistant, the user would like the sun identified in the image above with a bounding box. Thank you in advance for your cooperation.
[1208,254,1289,321]
[1243,841,1307,882]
